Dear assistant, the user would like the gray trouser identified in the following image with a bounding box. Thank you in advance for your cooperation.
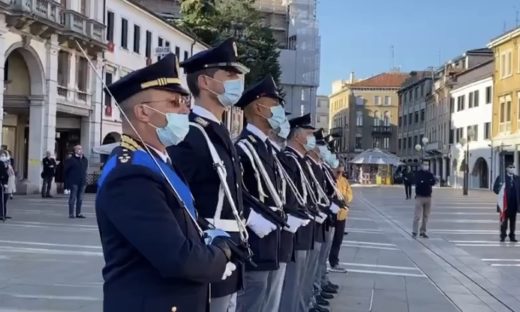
[318,230,334,288]
[279,250,308,312]
[300,242,322,311]
[413,196,432,234]
[237,271,269,312]
[211,293,237,312]
[68,184,85,216]
[262,263,287,312]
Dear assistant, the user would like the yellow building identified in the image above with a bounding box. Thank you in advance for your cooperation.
[329,80,352,155]
[488,27,520,169]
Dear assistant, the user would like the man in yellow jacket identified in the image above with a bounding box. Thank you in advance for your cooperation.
[329,163,352,273]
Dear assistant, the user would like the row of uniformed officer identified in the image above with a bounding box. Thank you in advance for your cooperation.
[96,36,347,312]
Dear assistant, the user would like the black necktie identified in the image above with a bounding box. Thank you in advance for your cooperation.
[265,139,274,156]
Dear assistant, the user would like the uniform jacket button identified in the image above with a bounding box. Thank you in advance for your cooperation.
[171,307,177,312]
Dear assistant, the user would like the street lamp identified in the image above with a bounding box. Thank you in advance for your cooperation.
[461,128,475,196]
[415,137,430,163]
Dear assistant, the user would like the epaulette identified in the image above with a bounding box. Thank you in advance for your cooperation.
[248,135,257,143]
[194,116,209,127]
[116,148,133,164]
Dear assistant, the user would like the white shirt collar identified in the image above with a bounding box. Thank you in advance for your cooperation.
[192,105,221,124]
[287,145,305,159]
[269,139,282,152]
[147,145,170,164]
[246,124,269,144]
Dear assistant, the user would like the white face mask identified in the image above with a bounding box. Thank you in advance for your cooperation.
[206,76,244,107]
[422,165,429,171]
[146,106,190,147]
[507,167,516,175]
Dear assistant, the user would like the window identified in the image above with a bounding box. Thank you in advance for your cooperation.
[145,31,152,58]
[403,114,407,126]
[121,18,128,49]
[484,122,491,139]
[414,112,419,123]
[501,51,513,78]
[76,56,88,93]
[383,137,389,149]
[106,11,114,42]
[469,92,473,108]
[356,96,364,106]
[414,87,418,99]
[374,96,382,105]
[408,113,413,125]
[133,25,141,54]
[158,37,163,46]
[499,96,512,132]
[450,97,454,112]
[356,111,363,126]
[373,111,379,126]
[420,109,425,122]
[449,129,454,144]
[420,84,424,97]
[474,90,479,107]
[384,96,391,105]
[457,95,465,111]
[57,51,69,87]
[408,137,412,149]
[80,0,87,15]
[355,137,362,149]
[165,41,170,47]
[486,86,492,104]
[384,111,390,126]
[398,139,401,150]
[175,46,180,58]
[468,125,478,141]
[104,72,113,116]
[184,50,189,60]
[398,116,402,127]
[413,136,418,147]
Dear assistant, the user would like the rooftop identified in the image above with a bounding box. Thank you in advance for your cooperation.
[351,72,409,89]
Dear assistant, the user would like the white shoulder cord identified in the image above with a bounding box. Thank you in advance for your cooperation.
[274,154,305,207]
[189,122,249,242]
[284,152,309,203]
[323,166,345,202]
[236,140,269,203]
[305,160,331,207]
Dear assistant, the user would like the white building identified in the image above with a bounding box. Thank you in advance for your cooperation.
[0,0,105,193]
[314,95,329,132]
[102,0,207,146]
[449,60,494,189]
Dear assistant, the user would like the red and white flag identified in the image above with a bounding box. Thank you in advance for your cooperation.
[497,184,508,222]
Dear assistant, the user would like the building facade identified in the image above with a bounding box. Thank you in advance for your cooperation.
[488,27,520,177]
[397,72,432,168]
[425,49,493,183]
[103,0,207,147]
[0,0,105,193]
[449,61,493,189]
[314,95,329,132]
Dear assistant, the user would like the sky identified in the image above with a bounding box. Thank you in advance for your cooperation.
[317,0,520,95]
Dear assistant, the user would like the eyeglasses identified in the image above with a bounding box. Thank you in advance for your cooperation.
[142,96,190,108]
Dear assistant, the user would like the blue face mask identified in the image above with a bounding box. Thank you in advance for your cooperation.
[277,119,290,139]
[265,105,286,130]
[304,135,316,151]
[207,76,244,107]
[147,106,190,147]
[326,153,338,168]
[318,145,331,160]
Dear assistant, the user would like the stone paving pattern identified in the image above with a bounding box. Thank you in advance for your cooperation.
[0,187,518,311]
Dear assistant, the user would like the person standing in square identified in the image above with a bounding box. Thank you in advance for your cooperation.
[412,161,436,238]
[494,164,520,242]
[41,151,56,198]
[65,145,88,218]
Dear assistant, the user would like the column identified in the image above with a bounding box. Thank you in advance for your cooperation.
[27,99,45,193]
[44,34,58,155]
[81,52,102,169]
[0,15,8,147]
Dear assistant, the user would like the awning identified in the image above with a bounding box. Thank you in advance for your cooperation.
[351,148,403,166]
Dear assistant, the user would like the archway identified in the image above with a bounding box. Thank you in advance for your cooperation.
[472,157,489,189]
[3,45,45,183]
[102,132,121,145]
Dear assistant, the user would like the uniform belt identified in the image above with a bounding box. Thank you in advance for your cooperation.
[206,218,241,232]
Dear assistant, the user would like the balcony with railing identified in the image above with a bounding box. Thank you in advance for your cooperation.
[4,0,63,33]
[372,125,392,136]
[63,10,87,36]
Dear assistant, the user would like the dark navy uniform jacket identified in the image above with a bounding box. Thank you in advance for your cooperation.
[283,146,315,251]
[96,140,228,312]
[236,128,280,271]
[167,111,244,297]
[307,157,327,243]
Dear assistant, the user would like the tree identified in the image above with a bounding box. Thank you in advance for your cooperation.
[179,0,283,93]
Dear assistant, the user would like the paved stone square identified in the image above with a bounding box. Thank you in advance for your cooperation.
[0,187,518,311]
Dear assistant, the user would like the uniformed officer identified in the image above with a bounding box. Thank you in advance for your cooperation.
[167,38,249,312]
[234,75,302,312]
[96,54,236,312]
[280,114,320,312]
